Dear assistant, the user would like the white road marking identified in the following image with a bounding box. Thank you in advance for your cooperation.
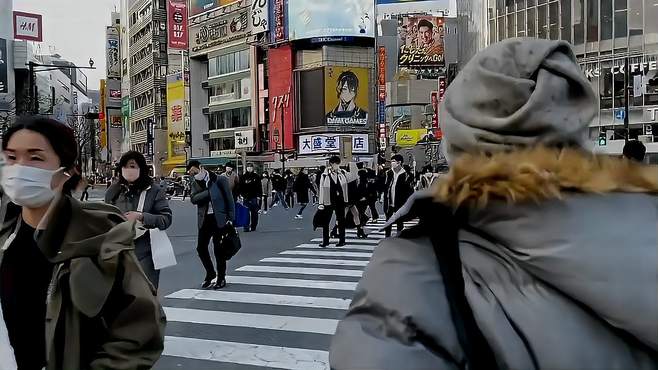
[236,265,363,277]
[280,250,372,258]
[296,243,376,251]
[345,232,386,239]
[224,275,358,290]
[261,257,369,267]
[310,238,379,244]
[164,307,339,335]
[166,289,351,310]
[163,336,329,370]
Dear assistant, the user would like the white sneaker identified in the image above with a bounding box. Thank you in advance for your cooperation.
[258,210,263,214]
[294,214,303,219]
[263,211,268,215]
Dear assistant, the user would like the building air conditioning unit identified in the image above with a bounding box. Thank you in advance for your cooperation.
[637,135,653,143]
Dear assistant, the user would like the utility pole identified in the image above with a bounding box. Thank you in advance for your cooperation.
[624,56,630,143]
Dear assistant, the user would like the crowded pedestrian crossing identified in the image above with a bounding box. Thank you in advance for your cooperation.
[157,218,418,369]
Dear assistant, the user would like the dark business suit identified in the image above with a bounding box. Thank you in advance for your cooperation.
[383,169,413,237]
[190,172,235,280]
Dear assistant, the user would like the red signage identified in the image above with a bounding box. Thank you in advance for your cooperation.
[167,0,189,49]
[430,91,439,129]
[433,76,447,136]
[378,46,386,102]
[274,0,285,42]
[13,11,43,42]
[268,45,294,150]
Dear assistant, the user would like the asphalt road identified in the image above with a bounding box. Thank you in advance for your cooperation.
[83,187,413,370]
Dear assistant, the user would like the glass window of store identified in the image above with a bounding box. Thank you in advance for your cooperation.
[646,55,658,105]
[560,0,572,42]
[601,60,614,109]
[507,13,515,37]
[587,0,599,43]
[587,62,601,121]
[614,0,628,40]
[208,137,235,151]
[602,0,614,40]
[613,60,626,108]
[538,5,548,39]
[517,11,526,37]
[628,56,644,106]
[549,1,559,40]
[644,0,658,52]
[527,7,536,38]
[573,0,585,45]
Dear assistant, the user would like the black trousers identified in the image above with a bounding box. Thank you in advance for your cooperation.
[323,204,346,244]
[261,195,269,211]
[244,197,260,231]
[367,198,379,220]
[384,206,404,237]
[197,216,227,280]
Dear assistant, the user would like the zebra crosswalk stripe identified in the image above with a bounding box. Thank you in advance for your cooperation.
[261,257,369,267]
[166,289,351,310]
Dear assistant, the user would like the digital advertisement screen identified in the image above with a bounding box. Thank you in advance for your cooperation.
[288,0,374,40]
[324,66,369,126]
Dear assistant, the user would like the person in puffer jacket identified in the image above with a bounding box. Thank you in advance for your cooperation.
[329,38,658,370]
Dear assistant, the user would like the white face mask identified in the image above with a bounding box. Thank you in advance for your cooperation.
[391,161,401,170]
[194,169,206,181]
[1,164,58,208]
[331,164,340,172]
[246,167,254,173]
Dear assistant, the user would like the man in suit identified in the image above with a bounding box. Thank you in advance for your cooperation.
[187,160,235,289]
[383,154,413,237]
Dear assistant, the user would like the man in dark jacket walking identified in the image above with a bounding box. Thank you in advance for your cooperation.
[187,160,235,289]
[383,154,413,237]
[270,170,288,209]
[293,168,315,219]
[239,163,262,232]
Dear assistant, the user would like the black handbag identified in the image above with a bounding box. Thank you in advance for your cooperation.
[219,223,242,260]
[312,207,331,230]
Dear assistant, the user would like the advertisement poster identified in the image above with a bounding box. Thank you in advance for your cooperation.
[99,80,107,151]
[110,115,122,129]
[0,39,7,94]
[167,73,186,160]
[190,0,237,17]
[106,27,120,79]
[250,0,269,34]
[398,16,445,67]
[168,0,189,49]
[289,0,374,40]
[272,0,287,42]
[190,10,249,57]
[324,66,369,126]
[396,129,426,147]
[298,133,369,154]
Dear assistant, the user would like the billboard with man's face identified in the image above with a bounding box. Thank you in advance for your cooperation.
[398,16,445,67]
[324,66,369,126]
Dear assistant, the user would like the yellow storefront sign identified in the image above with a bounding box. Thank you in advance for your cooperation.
[395,129,427,147]
[166,73,186,167]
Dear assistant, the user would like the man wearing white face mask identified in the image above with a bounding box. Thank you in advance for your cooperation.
[383,154,413,237]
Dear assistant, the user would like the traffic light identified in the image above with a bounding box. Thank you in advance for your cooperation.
[598,136,607,146]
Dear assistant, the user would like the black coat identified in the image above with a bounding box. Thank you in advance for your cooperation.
[293,172,314,204]
[239,171,262,199]
[272,174,286,192]
[383,169,414,213]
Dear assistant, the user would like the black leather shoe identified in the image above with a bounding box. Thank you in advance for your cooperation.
[202,274,216,289]
[213,278,227,290]
[318,242,330,248]
[335,241,347,247]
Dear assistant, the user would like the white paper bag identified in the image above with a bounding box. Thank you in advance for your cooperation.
[0,304,18,370]
[149,228,177,270]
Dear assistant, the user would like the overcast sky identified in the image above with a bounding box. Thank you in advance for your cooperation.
[14,0,120,91]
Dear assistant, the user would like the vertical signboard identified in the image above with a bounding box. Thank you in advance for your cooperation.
[378,46,386,151]
[0,39,7,94]
[398,16,445,68]
[147,119,154,158]
[13,11,43,42]
[430,91,438,129]
[99,79,107,151]
[273,0,286,42]
[268,45,294,150]
[168,0,189,49]
[167,73,186,161]
[251,0,269,34]
[435,76,446,138]
[106,27,120,79]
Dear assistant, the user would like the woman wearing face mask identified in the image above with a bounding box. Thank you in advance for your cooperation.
[0,117,165,370]
[105,151,172,289]
[260,171,272,214]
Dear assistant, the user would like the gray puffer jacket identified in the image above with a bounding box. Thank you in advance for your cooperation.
[330,147,658,370]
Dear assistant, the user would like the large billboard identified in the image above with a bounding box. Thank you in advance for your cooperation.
[0,39,7,94]
[288,0,374,40]
[167,73,186,160]
[398,16,445,67]
[190,0,237,17]
[268,45,294,150]
[324,66,369,126]
[106,27,120,79]
[189,9,249,57]
[168,0,189,49]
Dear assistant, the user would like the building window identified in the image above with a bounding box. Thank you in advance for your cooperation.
[614,10,627,38]
[549,2,559,40]
[587,0,599,43]
[208,49,250,78]
[209,107,251,130]
[600,60,613,109]
[507,13,515,38]
[489,19,497,43]
[517,11,526,37]
[497,0,505,16]
[560,0,572,42]
[498,16,505,40]
[527,7,536,38]
[208,137,235,151]
[538,5,548,39]
[646,0,658,52]
[602,0,614,40]
[516,0,525,10]
[573,0,585,45]
[628,0,643,51]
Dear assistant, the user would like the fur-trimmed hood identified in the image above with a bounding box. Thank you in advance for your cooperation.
[434,147,658,208]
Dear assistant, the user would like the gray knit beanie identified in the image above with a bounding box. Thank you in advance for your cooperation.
[440,38,597,158]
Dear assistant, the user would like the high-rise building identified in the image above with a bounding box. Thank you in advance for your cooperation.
[457,0,658,160]
[126,0,169,175]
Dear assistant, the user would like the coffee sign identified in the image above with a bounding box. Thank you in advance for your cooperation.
[583,61,658,79]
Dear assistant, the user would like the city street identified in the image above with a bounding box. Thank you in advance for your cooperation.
[85,187,415,370]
